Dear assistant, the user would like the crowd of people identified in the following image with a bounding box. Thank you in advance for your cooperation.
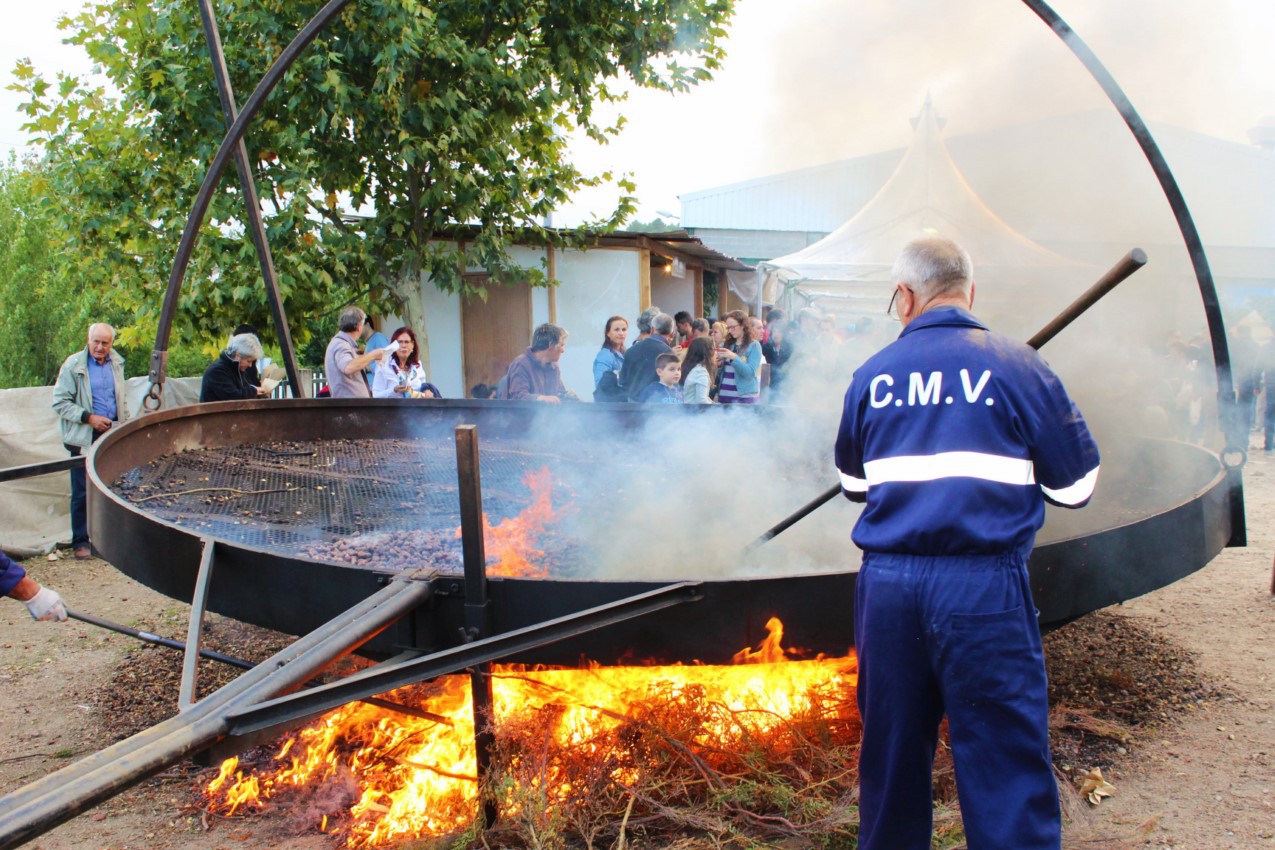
[182,295,894,410]
[575,303,885,405]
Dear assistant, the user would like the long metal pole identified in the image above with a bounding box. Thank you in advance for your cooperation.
[148,0,355,405]
[196,0,306,398]
[0,456,83,484]
[747,248,1148,550]
[455,424,498,828]
[0,577,429,845]
[222,581,703,735]
[0,580,432,848]
[67,606,450,724]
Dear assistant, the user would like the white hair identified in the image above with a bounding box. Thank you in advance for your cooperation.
[225,333,263,361]
[892,237,973,300]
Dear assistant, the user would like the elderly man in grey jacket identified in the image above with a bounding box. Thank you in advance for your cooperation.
[52,323,130,559]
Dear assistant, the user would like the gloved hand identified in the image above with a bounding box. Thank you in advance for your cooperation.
[382,340,401,360]
[25,587,67,622]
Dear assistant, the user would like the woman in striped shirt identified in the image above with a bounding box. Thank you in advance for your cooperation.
[715,310,763,404]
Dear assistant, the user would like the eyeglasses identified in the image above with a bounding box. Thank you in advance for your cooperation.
[886,286,911,320]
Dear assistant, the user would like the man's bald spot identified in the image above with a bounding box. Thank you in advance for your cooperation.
[88,323,115,342]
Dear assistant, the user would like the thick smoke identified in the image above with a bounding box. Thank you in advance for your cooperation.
[509,399,863,582]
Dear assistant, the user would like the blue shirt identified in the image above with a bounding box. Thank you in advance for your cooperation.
[364,332,390,378]
[87,353,118,420]
[835,307,1099,558]
[0,550,25,597]
[637,381,683,404]
[592,347,624,388]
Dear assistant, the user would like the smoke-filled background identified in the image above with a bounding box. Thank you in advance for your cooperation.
[554,0,1274,221]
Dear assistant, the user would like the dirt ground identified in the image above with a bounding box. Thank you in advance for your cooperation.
[2,449,1273,849]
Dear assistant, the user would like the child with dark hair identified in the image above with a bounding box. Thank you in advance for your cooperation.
[680,337,716,404]
[637,352,683,404]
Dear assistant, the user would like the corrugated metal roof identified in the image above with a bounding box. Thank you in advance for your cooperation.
[680,149,903,232]
[602,230,754,271]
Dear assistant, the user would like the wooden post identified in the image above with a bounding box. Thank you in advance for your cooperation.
[638,246,652,310]
[547,245,557,324]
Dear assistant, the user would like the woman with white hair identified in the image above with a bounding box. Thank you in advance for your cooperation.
[200,333,267,402]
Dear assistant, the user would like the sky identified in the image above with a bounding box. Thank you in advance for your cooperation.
[4,0,1274,224]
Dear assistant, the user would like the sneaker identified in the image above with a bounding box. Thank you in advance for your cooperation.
[73,545,92,560]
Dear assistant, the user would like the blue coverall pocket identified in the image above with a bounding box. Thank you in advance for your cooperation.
[946,606,1035,703]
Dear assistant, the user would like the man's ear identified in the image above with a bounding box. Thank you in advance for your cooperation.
[968,281,976,310]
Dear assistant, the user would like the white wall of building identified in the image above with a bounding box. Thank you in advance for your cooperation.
[651,263,694,320]
[554,247,642,397]
[418,243,651,399]
[419,273,465,398]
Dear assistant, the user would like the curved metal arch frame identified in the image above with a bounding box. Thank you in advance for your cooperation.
[151,1,1236,419]
[148,0,1246,546]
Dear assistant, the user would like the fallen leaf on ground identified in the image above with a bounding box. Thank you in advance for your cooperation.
[1079,766,1116,804]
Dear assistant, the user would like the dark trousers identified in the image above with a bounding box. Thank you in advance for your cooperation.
[65,431,102,548]
[854,551,1060,850]
[1239,385,1258,440]
[1264,391,1275,450]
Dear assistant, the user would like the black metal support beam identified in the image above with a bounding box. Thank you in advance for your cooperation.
[223,581,704,737]
[1019,0,1244,545]
[455,424,498,827]
[150,0,355,404]
[0,456,82,484]
[196,0,306,399]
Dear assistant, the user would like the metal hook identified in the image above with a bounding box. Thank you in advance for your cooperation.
[142,382,164,412]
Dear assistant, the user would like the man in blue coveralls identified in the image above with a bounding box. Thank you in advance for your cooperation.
[835,237,1100,850]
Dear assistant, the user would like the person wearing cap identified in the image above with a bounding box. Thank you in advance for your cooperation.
[1,551,67,623]
[835,237,1100,850]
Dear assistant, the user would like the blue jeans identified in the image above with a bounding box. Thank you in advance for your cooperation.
[66,443,87,548]
[855,551,1060,850]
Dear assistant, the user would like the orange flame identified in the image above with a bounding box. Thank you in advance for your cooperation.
[206,620,857,847]
[456,467,562,578]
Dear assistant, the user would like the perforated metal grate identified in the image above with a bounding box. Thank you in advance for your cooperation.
[111,435,626,574]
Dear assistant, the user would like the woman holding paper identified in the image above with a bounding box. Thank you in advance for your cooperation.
[372,326,439,399]
[199,333,269,402]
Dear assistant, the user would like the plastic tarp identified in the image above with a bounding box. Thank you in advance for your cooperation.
[0,377,202,557]
[760,97,1082,297]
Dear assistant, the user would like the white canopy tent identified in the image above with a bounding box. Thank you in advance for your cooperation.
[758,97,1085,321]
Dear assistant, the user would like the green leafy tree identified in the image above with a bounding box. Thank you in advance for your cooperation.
[624,215,680,233]
[12,0,734,357]
[0,155,93,387]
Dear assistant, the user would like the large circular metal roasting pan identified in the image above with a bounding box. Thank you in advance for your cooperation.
[88,398,1236,665]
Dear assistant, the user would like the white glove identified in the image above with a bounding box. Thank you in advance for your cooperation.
[25,587,67,622]
[381,340,401,360]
